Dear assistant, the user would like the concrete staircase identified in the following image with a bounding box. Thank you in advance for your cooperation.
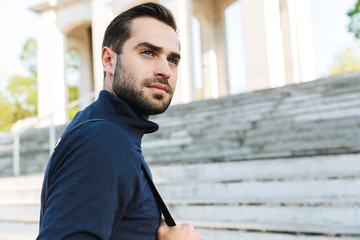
[0,174,42,240]
[0,72,359,239]
[144,72,360,163]
[145,72,360,239]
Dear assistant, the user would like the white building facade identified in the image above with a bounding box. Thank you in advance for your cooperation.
[31,0,315,125]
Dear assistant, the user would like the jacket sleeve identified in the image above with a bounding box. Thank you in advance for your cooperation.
[37,122,140,239]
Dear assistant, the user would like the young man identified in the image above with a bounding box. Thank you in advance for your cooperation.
[37,2,202,240]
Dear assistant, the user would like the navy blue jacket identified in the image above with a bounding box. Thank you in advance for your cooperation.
[37,90,161,239]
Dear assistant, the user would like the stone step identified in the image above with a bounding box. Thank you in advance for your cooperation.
[198,228,358,240]
[0,174,43,186]
[151,154,360,184]
[151,96,360,131]
[0,232,37,240]
[159,78,360,118]
[162,73,360,116]
[0,214,39,235]
[0,201,40,237]
[0,203,40,216]
[0,174,42,237]
[189,220,360,236]
[170,204,360,228]
[144,108,360,163]
[0,175,42,206]
[0,189,41,201]
[156,97,360,130]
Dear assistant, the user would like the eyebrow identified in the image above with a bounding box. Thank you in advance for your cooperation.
[135,41,181,61]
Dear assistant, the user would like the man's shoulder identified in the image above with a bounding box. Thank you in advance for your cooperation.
[50,119,136,176]
[68,119,130,143]
[55,119,130,155]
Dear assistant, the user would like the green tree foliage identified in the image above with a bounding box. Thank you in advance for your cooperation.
[0,93,16,131]
[0,38,38,131]
[348,0,360,38]
[7,74,37,115]
[20,38,37,76]
[68,85,79,120]
[329,45,360,76]
[0,38,83,131]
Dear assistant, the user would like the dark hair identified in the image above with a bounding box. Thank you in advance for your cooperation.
[102,2,177,54]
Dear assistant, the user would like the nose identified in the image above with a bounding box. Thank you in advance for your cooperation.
[154,58,171,79]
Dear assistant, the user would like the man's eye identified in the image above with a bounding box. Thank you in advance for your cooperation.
[168,58,178,65]
[142,50,153,56]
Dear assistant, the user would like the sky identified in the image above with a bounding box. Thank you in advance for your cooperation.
[0,0,39,87]
[0,0,358,94]
[310,0,358,77]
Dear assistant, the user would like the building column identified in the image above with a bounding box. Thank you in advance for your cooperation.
[242,0,286,91]
[279,0,314,84]
[291,0,315,82]
[279,0,298,84]
[161,0,196,104]
[214,8,229,97]
[91,0,114,95]
[201,18,220,99]
[37,10,67,126]
[195,0,229,99]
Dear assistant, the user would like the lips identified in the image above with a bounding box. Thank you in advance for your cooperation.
[147,83,169,93]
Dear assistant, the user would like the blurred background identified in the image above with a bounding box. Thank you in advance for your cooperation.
[0,0,359,239]
[0,0,359,131]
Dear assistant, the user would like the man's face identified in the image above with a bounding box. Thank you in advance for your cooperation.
[112,17,180,117]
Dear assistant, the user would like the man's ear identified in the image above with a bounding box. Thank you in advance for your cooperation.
[101,47,117,79]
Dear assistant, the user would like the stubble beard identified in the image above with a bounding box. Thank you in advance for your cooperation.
[112,55,174,116]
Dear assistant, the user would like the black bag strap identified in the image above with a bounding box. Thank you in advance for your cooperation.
[141,163,176,226]
[45,118,176,227]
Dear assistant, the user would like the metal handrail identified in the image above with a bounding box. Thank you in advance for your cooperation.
[3,91,97,176]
